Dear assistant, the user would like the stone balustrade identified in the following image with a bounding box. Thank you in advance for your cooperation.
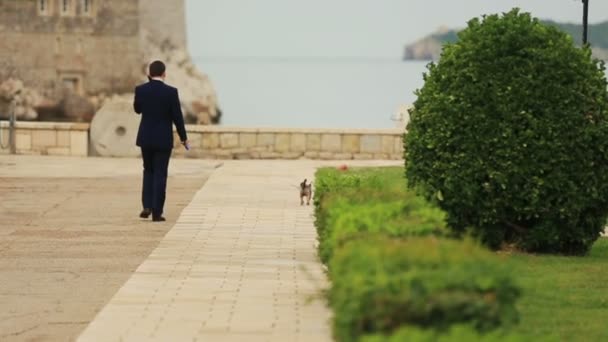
[172,126,405,160]
[0,121,89,157]
[0,122,405,160]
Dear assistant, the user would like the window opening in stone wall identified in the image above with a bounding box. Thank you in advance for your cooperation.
[62,77,81,94]
[55,37,62,55]
[38,0,51,15]
[79,0,94,17]
[83,0,91,13]
[61,0,73,15]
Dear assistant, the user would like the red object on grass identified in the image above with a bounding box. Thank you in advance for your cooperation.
[338,164,348,171]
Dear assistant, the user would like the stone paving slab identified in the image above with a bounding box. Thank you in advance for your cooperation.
[77,160,400,341]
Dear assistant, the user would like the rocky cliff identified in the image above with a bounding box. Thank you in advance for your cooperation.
[138,0,220,125]
[139,28,221,125]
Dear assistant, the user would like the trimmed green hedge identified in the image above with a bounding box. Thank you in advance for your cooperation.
[314,167,521,341]
[314,167,405,237]
[315,168,448,264]
[319,190,448,264]
[329,236,520,341]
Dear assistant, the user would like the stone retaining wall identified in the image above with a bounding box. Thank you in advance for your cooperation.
[172,126,405,160]
[0,121,89,157]
[0,122,405,160]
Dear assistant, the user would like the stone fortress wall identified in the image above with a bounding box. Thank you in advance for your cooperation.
[139,0,187,49]
[0,0,142,96]
[0,0,143,121]
[0,0,219,125]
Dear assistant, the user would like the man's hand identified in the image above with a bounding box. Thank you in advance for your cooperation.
[182,140,190,150]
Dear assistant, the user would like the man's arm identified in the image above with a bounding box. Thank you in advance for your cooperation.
[133,86,142,114]
[171,88,188,143]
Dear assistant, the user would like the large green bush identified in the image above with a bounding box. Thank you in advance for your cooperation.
[405,9,608,254]
[329,236,520,341]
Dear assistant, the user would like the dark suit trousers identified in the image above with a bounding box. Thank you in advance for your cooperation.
[141,148,172,216]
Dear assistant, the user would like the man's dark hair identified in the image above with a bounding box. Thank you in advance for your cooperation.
[149,60,166,77]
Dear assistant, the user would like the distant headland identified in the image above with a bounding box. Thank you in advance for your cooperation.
[404,20,608,61]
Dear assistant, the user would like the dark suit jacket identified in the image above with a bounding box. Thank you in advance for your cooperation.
[133,79,187,150]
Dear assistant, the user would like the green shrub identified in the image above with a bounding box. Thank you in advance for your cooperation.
[319,189,448,264]
[314,168,404,232]
[405,9,608,254]
[329,236,520,341]
[314,167,449,264]
[314,167,401,208]
[362,325,531,342]
[314,167,409,241]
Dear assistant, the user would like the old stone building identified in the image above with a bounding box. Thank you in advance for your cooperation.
[139,0,187,50]
[0,0,220,124]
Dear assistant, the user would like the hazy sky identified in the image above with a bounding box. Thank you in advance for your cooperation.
[186,0,608,59]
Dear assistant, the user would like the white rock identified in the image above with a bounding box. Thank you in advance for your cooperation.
[141,29,220,125]
[0,79,40,120]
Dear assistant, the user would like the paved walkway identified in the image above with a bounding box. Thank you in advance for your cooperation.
[1,155,400,341]
[79,160,394,342]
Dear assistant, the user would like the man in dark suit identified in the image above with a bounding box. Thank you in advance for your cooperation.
[133,60,188,222]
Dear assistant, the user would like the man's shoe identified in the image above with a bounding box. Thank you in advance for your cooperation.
[140,208,152,219]
[152,216,166,222]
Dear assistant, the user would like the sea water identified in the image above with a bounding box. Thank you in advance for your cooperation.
[194,58,429,129]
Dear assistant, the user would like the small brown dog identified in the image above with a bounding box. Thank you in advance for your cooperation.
[300,179,312,205]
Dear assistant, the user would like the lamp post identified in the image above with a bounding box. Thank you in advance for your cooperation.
[582,0,589,44]
[8,96,17,155]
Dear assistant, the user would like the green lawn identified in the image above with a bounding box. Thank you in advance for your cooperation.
[511,238,608,341]
[323,166,608,341]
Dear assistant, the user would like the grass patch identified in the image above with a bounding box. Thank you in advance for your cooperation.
[510,238,608,341]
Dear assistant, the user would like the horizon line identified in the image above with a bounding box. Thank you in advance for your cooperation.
[191,55,422,63]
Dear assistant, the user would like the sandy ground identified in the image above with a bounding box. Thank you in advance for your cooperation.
[0,156,216,341]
